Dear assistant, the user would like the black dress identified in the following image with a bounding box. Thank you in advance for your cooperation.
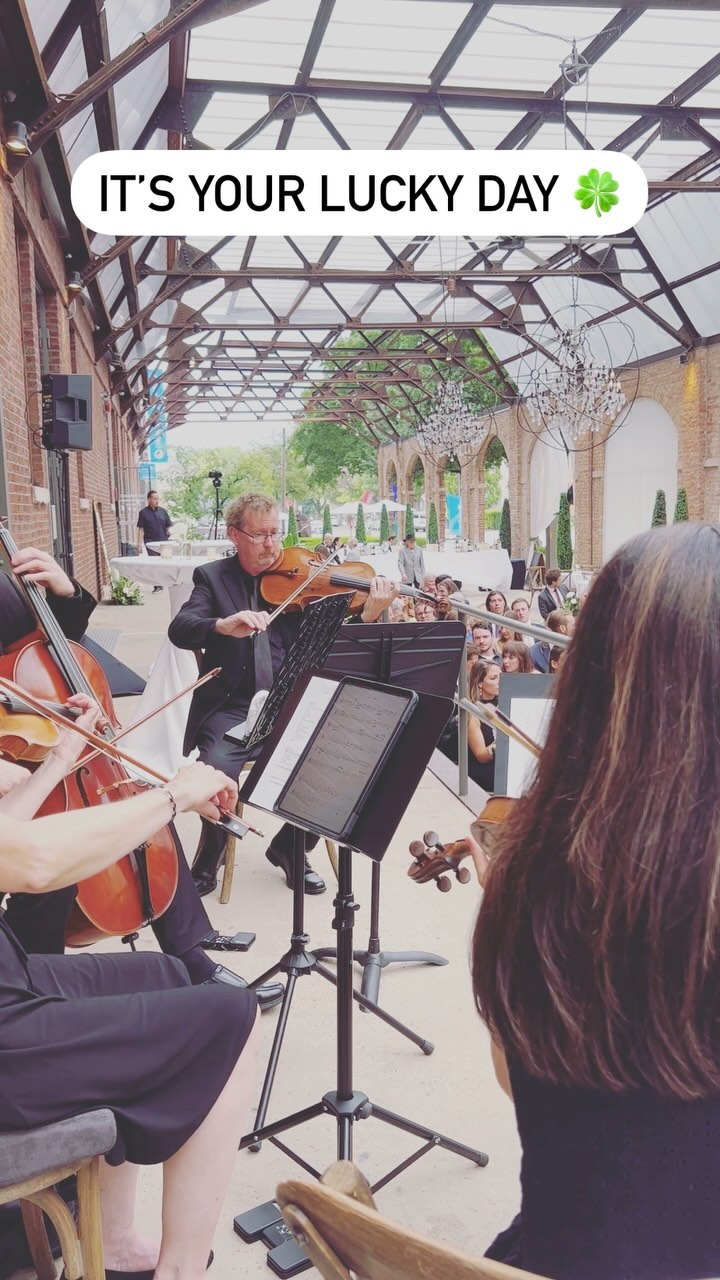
[485,1059,720,1279]
[0,914,257,1165]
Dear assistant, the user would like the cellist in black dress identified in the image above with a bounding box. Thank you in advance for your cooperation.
[0,545,282,1007]
[0,726,259,1280]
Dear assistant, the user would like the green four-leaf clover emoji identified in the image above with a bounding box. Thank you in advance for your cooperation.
[575,169,620,217]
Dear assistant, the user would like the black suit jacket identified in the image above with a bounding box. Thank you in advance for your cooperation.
[537,584,568,621]
[168,555,300,755]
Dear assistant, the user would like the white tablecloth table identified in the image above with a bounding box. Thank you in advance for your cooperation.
[367,548,513,591]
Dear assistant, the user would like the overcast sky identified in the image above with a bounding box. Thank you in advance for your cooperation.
[164,418,294,451]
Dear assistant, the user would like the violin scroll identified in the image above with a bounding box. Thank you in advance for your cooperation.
[407,832,472,891]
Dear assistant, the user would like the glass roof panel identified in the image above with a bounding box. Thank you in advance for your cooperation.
[187,0,319,81]
[285,116,343,149]
[565,12,720,106]
[674,269,720,338]
[638,193,720,280]
[47,27,87,95]
[105,0,170,59]
[637,138,705,180]
[23,0,64,51]
[326,103,414,150]
[60,108,99,173]
[442,111,525,150]
[194,94,282,149]
[114,47,169,148]
[402,114,470,149]
[446,4,610,91]
[313,0,463,83]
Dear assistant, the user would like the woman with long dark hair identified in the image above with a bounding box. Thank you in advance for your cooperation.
[472,524,720,1280]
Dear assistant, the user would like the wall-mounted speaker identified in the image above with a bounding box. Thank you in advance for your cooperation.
[41,374,92,451]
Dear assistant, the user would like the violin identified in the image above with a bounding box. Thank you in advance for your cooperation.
[259,545,437,616]
[408,796,516,891]
[0,527,178,947]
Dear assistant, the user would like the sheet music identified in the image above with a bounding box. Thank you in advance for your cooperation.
[249,675,337,812]
[278,682,412,836]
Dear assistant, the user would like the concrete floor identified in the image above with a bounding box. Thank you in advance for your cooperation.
[86,585,523,1278]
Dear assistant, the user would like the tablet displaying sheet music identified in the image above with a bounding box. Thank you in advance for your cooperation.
[275,677,418,842]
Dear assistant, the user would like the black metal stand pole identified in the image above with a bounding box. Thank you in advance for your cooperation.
[314,859,448,1006]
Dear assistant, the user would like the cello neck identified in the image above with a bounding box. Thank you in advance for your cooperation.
[0,524,97,704]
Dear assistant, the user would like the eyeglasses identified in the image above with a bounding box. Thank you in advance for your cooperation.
[235,528,281,545]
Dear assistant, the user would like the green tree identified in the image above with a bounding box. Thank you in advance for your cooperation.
[405,503,415,539]
[355,503,367,542]
[428,501,439,546]
[673,487,689,523]
[483,437,505,513]
[379,503,390,542]
[652,489,667,527]
[290,420,377,493]
[322,503,332,536]
[286,505,299,546]
[499,498,511,552]
[160,445,320,525]
[557,492,573,570]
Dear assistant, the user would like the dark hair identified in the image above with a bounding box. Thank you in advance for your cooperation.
[545,568,562,586]
[472,524,720,1099]
[485,590,508,611]
[501,640,534,673]
[466,642,483,662]
[468,659,501,703]
[471,621,492,636]
[548,644,565,673]
[147,490,157,499]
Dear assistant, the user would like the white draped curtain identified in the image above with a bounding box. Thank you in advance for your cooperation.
[603,398,678,562]
[530,429,573,539]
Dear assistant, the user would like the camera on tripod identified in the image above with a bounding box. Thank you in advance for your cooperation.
[208,469,223,488]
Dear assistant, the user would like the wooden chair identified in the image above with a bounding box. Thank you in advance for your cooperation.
[0,1110,117,1280]
[220,764,339,904]
[277,1160,550,1280]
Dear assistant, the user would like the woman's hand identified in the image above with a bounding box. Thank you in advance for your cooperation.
[169,763,238,819]
[465,832,491,887]
[50,697,107,771]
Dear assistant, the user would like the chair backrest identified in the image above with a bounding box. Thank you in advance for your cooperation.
[277,1162,551,1280]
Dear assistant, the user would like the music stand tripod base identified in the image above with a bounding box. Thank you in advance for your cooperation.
[235,843,488,1278]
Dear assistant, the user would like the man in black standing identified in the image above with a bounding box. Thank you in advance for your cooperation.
[137,490,173,592]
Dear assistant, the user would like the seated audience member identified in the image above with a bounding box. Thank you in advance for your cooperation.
[344,537,361,561]
[438,659,500,792]
[485,590,508,637]
[387,598,406,623]
[498,613,524,645]
[473,523,720,1280]
[510,597,535,646]
[471,622,502,664]
[548,644,566,675]
[0,750,259,1280]
[530,609,575,673]
[501,641,535,674]
[421,572,437,596]
[465,641,483,685]
[414,597,439,622]
[537,567,569,621]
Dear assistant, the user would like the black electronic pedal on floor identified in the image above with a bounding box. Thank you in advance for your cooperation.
[266,1230,311,1277]
[233,1199,283,1242]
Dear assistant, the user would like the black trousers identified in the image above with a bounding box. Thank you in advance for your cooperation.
[195,709,319,864]
[5,832,213,960]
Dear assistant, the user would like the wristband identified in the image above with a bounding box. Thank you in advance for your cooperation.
[159,786,177,821]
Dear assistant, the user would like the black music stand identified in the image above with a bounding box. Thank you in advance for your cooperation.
[315,621,466,1004]
[233,671,487,1277]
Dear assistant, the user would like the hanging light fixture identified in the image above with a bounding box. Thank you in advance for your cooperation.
[524,318,628,443]
[415,378,491,461]
[67,270,84,294]
[5,121,30,155]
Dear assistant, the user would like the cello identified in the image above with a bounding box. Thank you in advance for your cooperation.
[0,527,178,946]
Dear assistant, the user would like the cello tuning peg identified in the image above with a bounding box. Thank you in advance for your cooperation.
[456,867,472,884]
[436,875,452,893]
[423,830,440,848]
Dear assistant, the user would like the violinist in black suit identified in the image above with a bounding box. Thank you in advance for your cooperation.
[0,545,282,1008]
[168,493,398,898]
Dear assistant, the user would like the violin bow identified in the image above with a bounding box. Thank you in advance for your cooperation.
[456,696,543,759]
[0,674,264,838]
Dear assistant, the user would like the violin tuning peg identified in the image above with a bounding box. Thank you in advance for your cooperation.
[409,840,426,861]
[456,867,472,884]
[436,875,452,893]
[424,830,440,848]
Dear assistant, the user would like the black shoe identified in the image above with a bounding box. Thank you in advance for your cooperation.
[193,870,219,897]
[191,829,227,898]
[205,964,284,1011]
[265,845,326,894]
[104,1255,213,1280]
[152,584,164,593]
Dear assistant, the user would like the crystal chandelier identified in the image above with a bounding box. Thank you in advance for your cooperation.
[525,321,627,443]
[415,379,490,459]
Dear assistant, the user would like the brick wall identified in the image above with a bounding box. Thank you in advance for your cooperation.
[0,160,139,597]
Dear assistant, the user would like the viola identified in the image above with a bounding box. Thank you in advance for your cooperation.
[408,796,517,891]
[0,527,178,947]
[259,545,437,616]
